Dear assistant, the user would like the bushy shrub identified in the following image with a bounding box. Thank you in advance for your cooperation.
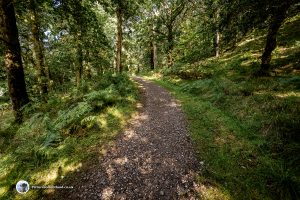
[96,73,134,94]
[84,85,120,108]
[2,73,137,173]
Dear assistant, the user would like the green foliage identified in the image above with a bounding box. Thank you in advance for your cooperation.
[151,76,300,200]
[54,102,93,130]
[0,74,138,199]
[1,0,299,198]
[84,86,119,109]
[160,62,213,80]
[142,14,300,199]
[280,76,300,89]
[97,73,136,96]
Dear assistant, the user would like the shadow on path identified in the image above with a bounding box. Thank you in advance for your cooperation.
[45,77,199,200]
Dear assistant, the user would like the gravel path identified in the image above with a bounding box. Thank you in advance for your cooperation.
[48,77,199,199]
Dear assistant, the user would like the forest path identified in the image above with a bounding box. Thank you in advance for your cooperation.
[49,76,199,199]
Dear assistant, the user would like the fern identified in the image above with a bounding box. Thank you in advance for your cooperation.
[54,102,92,130]
[84,86,120,108]
[81,115,99,128]
[42,130,62,148]
[41,115,61,147]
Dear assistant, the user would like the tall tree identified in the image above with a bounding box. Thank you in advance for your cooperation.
[115,1,123,72]
[212,1,221,57]
[29,0,48,95]
[221,0,299,75]
[153,0,187,67]
[102,0,141,73]
[260,1,293,74]
[164,1,185,67]
[58,0,88,87]
[149,22,157,69]
[0,0,29,123]
[134,2,160,70]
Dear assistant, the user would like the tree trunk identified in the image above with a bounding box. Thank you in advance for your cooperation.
[76,42,83,88]
[29,0,48,95]
[149,23,157,70]
[214,29,220,57]
[72,0,85,87]
[0,0,29,123]
[260,2,291,74]
[214,7,220,58]
[153,40,157,68]
[116,6,123,73]
[167,24,174,68]
[150,41,155,70]
[85,50,92,79]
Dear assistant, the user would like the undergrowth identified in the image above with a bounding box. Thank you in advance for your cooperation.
[143,14,300,200]
[0,73,138,200]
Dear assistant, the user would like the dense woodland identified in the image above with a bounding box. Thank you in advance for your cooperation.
[0,0,300,199]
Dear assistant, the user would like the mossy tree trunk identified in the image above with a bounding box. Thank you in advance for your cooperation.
[260,1,292,75]
[29,0,48,95]
[116,5,123,73]
[149,23,157,70]
[0,0,29,123]
[85,50,92,79]
[76,39,83,88]
[213,8,220,57]
[167,23,174,68]
[214,29,220,57]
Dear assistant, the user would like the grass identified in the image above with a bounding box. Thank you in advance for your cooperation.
[1,11,299,200]
[145,75,299,200]
[141,14,300,200]
[0,73,139,200]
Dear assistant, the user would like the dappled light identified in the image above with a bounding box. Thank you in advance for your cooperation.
[195,183,232,200]
[102,187,114,199]
[254,91,300,99]
[237,35,265,48]
[0,73,138,199]
[275,91,300,98]
[42,77,199,199]
[143,28,300,196]
[0,0,299,199]
[113,157,128,166]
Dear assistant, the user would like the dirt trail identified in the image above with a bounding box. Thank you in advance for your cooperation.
[48,77,199,199]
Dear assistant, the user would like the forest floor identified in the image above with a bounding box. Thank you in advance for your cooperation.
[45,76,200,199]
[0,74,139,200]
